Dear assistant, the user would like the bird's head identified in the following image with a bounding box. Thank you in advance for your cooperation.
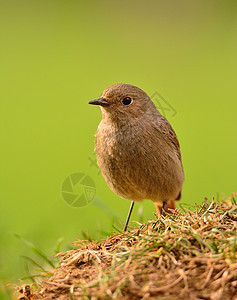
[89,84,155,122]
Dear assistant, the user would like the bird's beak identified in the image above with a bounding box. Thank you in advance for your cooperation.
[88,98,110,107]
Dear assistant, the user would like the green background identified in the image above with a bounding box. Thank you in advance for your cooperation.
[1,0,236,293]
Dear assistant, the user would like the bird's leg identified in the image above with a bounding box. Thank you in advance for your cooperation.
[123,201,135,232]
[161,200,167,216]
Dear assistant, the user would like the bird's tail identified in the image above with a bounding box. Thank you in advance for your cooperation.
[164,199,176,212]
[154,192,181,214]
[154,200,176,214]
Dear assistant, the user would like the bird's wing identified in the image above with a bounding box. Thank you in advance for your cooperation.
[156,116,182,161]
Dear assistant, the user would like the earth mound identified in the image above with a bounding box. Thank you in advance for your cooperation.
[18,198,237,300]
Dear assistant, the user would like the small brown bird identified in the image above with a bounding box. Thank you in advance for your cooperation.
[89,84,184,231]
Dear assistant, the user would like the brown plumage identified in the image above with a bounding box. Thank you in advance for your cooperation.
[89,84,184,230]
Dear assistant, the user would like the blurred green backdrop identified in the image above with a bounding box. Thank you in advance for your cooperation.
[1,0,237,292]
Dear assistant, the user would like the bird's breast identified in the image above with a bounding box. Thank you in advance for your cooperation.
[95,120,184,202]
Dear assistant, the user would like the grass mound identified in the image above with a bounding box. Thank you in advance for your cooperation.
[18,197,237,299]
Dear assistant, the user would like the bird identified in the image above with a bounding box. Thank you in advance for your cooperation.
[89,84,184,231]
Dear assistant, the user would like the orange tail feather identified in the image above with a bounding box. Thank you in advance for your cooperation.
[154,200,176,215]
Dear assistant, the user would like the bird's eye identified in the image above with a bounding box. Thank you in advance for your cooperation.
[122,97,132,105]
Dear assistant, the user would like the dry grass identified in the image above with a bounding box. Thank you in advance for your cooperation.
[17,196,237,300]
